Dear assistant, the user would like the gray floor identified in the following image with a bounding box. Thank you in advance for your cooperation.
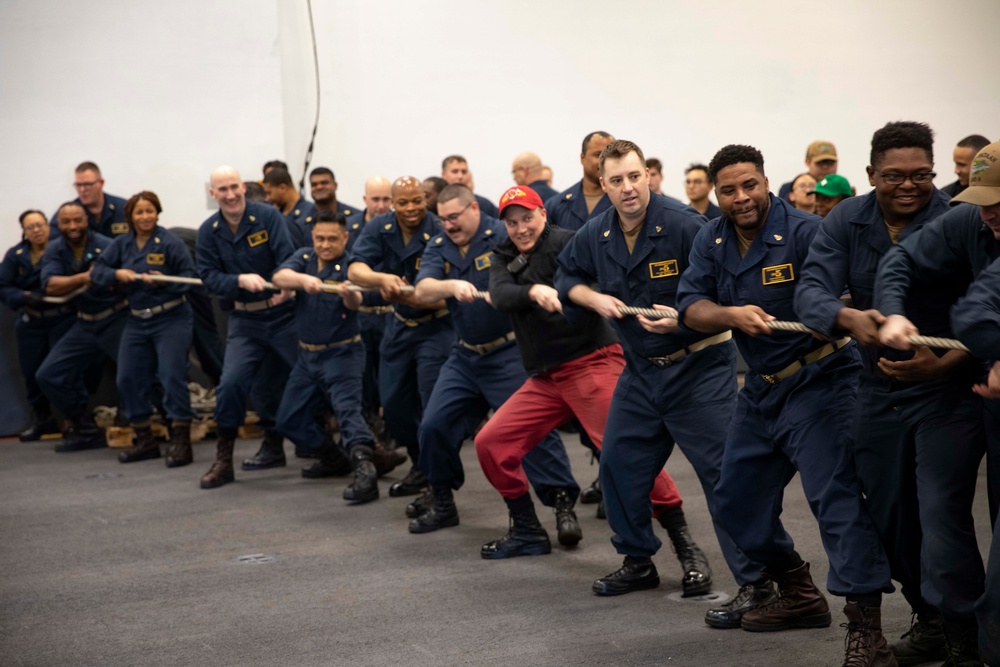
[0,435,991,667]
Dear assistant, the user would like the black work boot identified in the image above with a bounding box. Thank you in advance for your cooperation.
[118,425,161,463]
[842,602,897,667]
[19,407,59,442]
[405,487,433,519]
[596,499,606,520]
[941,619,982,666]
[343,445,379,504]
[581,475,602,504]
[658,505,713,597]
[389,465,428,497]
[481,493,551,559]
[200,437,235,489]
[165,421,193,468]
[408,484,459,533]
[552,489,582,547]
[301,435,352,478]
[890,611,947,666]
[740,562,832,632]
[55,414,106,453]
[241,429,286,470]
[592,556,661,596]
[705,580,778,629]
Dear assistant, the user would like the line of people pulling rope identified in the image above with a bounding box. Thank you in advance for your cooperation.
[3,124,1000,667]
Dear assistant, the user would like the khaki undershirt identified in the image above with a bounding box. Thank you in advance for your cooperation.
[29,247,44,266]
[459,245,469,259]
[584,192,603,215]
[734,228,754,257]
[884,220,906,244]
[621,221,644,255]
[70,244,85,261]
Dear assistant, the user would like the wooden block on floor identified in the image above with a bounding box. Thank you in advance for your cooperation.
[106,427,133,449]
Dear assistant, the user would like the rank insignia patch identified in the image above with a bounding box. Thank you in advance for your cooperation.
[146,253,165,266]
[248,230,269,247]
[475,252,492,271]
[648,259,678,279]
[762,263,794,284]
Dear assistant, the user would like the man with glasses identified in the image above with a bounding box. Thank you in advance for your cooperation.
[52,162,128,239]
[510,152,558,203]
[685,163,722,220]
[796,121,976,665]
[406,184,579,537]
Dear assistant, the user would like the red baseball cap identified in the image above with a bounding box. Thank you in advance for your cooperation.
[498,186,545,217]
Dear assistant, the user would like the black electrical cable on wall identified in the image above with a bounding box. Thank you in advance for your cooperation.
[298,0,321,191]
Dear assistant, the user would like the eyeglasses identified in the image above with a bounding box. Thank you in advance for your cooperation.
[876,171,936,185]
[73,180,100,190]
[685,179,707,186]
[22,223,47,231]
[440,202,473,224]
[794,184,816,192]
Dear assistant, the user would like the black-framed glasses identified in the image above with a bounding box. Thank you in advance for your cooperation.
[73,180,100,189]
[440,202,473,224]
[876,171,936,185]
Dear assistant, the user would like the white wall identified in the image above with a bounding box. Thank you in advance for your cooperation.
[0,0,286,250]
[2,0,999,253]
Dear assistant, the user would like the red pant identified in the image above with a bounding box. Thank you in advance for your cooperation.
[475,344,682,512]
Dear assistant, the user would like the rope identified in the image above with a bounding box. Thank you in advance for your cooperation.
[120,276,972,352]
[615,305,969,352]
[41,285,88,304]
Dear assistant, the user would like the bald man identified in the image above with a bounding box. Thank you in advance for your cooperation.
[196,166,299,489]
[345,176,406,474]
[511,152,558,203]
[348,177,454,498]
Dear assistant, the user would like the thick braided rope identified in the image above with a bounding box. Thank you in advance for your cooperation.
[616,305,969,352]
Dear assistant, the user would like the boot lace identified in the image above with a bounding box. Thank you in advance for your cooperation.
[841,622,875,667]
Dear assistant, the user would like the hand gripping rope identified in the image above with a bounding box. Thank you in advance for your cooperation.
[44,274,968,352]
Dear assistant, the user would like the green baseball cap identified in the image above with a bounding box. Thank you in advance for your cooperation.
[811,174,852,198]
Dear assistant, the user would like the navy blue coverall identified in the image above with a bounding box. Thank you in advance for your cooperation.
[677,196,892,597]
[36,232,127,420]
[796,190,985,621]
[196,202,298,438]
[274,248,372,454]
[556,194,756,578]
[414,216,578,504]
[91,226,196,425]
[348,211,454,465]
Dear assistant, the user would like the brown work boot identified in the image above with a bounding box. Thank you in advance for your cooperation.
[740,562,832,632]
[372,437,406,476]
[118,425,161,463]
[165,421,193,468]
[841,603,898,666]
[200,437,235,489]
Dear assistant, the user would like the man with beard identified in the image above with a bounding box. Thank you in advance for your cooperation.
[309,166,359,220]
[547,132,615,231]
[678,144,894,666]
[36,202,127,452]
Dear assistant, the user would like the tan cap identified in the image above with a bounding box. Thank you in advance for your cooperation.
[806,140,837,162]
[951,141,1000,207]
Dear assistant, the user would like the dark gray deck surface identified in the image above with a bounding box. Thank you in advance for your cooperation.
[1,435,990,666]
